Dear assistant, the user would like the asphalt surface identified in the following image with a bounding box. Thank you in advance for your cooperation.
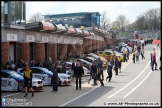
[1,44,161,107]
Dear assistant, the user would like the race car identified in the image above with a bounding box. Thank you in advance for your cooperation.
[1,70,43,92]
[17,67,71,86]
[65,62,90,76]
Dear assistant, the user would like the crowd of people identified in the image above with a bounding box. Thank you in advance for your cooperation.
[3,39,160,96]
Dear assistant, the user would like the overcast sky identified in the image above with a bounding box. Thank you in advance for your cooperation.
[26,1,160,23]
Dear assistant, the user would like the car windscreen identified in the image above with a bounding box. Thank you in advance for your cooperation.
[79,59,91,65]
[10,71,23,78]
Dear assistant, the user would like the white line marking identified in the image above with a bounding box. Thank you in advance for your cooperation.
[124,46,160,98]
[107,45,160,98]
[1,92,22,98]
[111,59,132,78]
[59,86,98,107]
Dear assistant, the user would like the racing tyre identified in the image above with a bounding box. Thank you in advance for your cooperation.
[18,82,24,92]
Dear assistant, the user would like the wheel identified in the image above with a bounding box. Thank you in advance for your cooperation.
[18,82,24,92]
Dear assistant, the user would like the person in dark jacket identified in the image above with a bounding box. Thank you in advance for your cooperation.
[49,62,58,92]
[74,62,84,90]
[106,61,113,82]
[30,60,36,67]
[17,59,25,68]
[37,61,42,67]
[94,66,104,87]
[23,65,34,97]
[112,56,119,75]
[159,56,161,71]
[88,61,97,85]
[72,58,78,80]
[117,56,122,73]
[132,50,136,63]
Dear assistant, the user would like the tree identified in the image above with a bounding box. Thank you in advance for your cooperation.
[111,24,117,30]
[28,12,43,23]
[100,11,111,30]
[116,15,127,32]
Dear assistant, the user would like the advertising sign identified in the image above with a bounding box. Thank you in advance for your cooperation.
[7,34,17,41]
[26,35,35,42]
[42,36,49,42]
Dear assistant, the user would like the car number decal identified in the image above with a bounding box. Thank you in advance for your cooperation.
[34,75,45,81]
[1,80,12,87]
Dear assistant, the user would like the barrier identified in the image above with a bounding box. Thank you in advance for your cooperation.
[152,39,161,44]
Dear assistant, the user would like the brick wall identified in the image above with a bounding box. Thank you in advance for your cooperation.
[1,42,9,68]
[88,39,92,52]
[47,44,57,61]
[17,42,30,64]
[92,40,96,50]
[33,43,45,64]
[75,44,83,54]
[59,44,67,60]
[83,38,88,52]
[47,44,52,61]
[51,44,57,61]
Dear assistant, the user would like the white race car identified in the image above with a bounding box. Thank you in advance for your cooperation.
[65,62,90,76]
[1,70,43,92]
[17,67,71,86]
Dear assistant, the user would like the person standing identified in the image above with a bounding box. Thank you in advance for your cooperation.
[72,58,78,80]
[159,56,161,71]
[88,61,97,85]
[141,47,145,59]
[152,52,158,71]
[106,61,113,82]
[118,56,122,73]
[24,65,34,97]
[49,62,58,92]
[17,59,25,68]
[132,50,136,63]
[113,56,119,75]
[56,60,63,73]
[74,62,84,90]
[94,63,104,87]
[37,61,42,67]
[97,57,104,81]
[136,50,140,62]
[126,47,130,60]
[123,49,127,62]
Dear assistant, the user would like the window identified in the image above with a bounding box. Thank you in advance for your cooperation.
[1,72,10,78]
[105,52,111,55]
[19,69,24,73]
[30,68,44,74]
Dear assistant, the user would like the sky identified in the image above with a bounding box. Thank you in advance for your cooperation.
[26,1,160,23]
